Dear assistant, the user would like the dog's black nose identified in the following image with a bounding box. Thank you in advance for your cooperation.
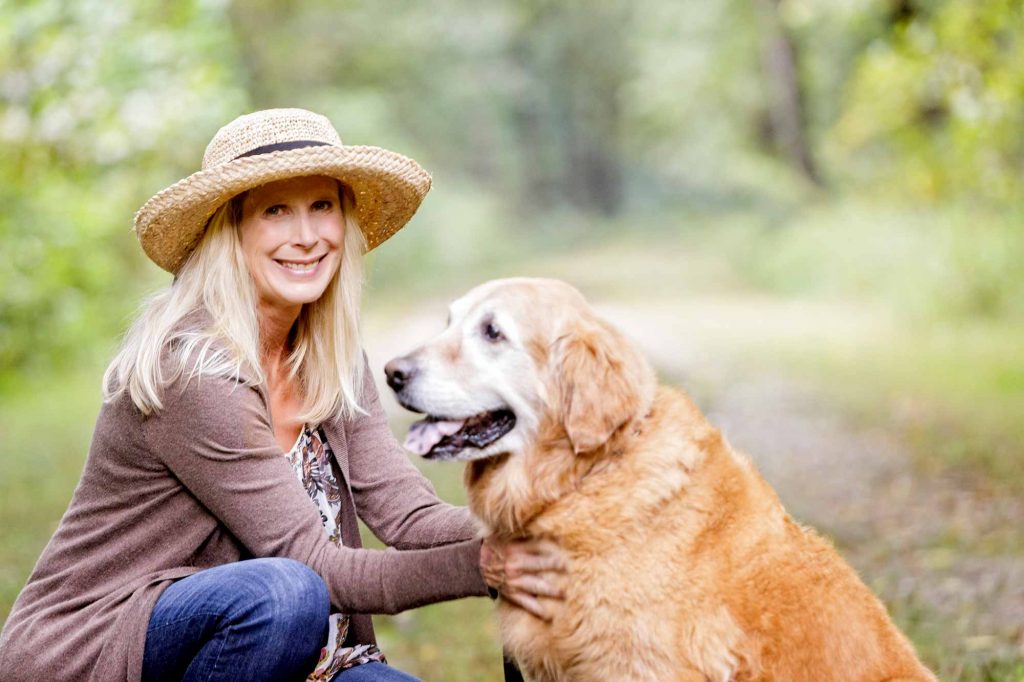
[384,356,417,392]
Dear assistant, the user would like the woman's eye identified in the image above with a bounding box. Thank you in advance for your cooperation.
[483,321,504,342]
[264,204,286,217]
[312,199,334,211]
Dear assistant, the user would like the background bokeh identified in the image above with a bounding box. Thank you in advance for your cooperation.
[1,1,1022,679]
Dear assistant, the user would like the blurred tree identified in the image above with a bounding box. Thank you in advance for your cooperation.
[0,0,247,378]
[753,0,822,186]
[832,0,1024,201]
[506,0,631,215]
[225,0,631,215]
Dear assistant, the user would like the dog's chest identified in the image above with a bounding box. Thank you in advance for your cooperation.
[501,478,756,681]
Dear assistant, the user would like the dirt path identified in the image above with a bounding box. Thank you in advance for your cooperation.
[364,292,1024,669]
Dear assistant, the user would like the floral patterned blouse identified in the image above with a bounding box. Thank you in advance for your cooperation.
[284,424,387,680]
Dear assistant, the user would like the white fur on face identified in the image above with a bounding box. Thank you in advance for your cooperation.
[396,281,552,461]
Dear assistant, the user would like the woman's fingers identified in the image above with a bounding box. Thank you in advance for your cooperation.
[505,572,564,599]
[481,535,568,619]
[505,540,567,574]
[508,550,566,574]
[501,588,552,622]
[521,538,563,556]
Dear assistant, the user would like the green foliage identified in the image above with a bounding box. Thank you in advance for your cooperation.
[719,198,1024,320]
[0,0,248,377]
[832,0,1024,200]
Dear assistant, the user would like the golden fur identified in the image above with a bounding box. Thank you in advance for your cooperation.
[403,278,936,682]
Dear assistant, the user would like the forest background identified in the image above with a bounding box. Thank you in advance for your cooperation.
[1,1,1022,679]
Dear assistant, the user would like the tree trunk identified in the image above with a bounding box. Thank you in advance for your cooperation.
[753,0,823,186]
[509,0,628,215]
[227,0,288,107]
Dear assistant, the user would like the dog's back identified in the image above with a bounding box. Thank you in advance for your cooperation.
[486,386,935,682]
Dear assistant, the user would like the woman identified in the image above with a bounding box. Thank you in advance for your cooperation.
[0,108,562,681]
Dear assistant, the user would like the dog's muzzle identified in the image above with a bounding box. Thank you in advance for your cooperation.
[384,355,517,460]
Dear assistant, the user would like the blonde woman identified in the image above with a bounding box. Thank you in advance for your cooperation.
[0,109,562,682]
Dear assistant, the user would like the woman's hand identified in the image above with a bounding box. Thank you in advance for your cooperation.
[480,535,567,621]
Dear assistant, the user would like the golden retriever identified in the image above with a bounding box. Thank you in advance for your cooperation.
[385,277,936,682]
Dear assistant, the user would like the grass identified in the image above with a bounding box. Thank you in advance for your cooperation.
[374,595,504,679]
[885,588,1024,682]
[0,360,105,621]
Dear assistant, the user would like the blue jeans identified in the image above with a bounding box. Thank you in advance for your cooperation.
[141,558,421,682]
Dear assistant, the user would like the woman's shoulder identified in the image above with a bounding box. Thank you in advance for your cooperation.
[143,355,270,459]
[156,308,265,411]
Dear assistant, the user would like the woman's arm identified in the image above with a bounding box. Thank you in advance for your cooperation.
[143,364,488,615]
[341,354,481,549]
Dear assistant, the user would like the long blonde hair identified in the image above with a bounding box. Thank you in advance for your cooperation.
[104,182,367,424]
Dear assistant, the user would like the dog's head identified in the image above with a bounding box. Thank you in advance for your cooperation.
[386,277,656,462]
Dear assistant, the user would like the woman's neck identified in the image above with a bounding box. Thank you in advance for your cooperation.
[258,301,301,383]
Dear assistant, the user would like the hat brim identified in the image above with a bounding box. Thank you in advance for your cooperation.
[134,144,431,273]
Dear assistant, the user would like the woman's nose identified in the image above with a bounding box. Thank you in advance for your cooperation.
[290,211,318,247]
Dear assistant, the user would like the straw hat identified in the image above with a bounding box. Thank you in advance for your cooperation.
[134,108,432,272]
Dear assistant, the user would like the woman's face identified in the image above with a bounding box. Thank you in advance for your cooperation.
[238,175,345,316]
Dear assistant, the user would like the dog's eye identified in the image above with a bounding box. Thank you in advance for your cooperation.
[482,320,504,343]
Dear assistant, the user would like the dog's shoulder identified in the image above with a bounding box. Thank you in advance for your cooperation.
[629,384,721,471]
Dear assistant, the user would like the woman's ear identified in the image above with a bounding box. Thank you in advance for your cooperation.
[554,315,654,455]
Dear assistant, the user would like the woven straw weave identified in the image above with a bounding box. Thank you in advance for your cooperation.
[134,108,431,273]
[202,109,342,168]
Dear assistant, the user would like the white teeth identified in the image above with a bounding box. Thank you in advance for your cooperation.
[277,259,318,272]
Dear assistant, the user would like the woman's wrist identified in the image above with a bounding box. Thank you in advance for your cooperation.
[479,534,506,592]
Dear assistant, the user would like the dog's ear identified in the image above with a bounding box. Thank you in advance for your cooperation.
[554,315,654,455]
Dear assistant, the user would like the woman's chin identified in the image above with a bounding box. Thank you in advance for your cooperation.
[260,275,331,308]
[274,286,331,308]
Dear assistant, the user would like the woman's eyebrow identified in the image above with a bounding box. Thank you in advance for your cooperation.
[247,191,282,207]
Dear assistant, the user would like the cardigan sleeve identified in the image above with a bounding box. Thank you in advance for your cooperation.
[142,364,489,614]
[344,354,482,550]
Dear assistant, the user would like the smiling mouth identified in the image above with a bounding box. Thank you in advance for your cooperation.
[404,410,517,460]
[274,255,326,273]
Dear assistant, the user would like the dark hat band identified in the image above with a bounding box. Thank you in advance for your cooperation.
[233,139,331,160]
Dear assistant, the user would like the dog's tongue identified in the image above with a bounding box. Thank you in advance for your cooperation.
[404,418,465,456]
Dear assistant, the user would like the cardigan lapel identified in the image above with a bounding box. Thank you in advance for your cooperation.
[320,417,351,486]
[320,416,377,646]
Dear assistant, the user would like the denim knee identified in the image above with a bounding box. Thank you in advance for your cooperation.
[242,558,330,640]
[142,558,331,681]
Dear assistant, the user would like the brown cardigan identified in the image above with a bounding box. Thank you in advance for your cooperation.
[0,321,488,681]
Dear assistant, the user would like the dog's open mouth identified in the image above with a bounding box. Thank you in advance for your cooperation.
[404,410,516,460]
